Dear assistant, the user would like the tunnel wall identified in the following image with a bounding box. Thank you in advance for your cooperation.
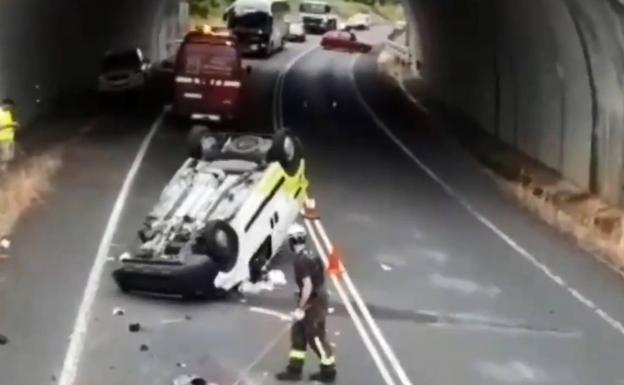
[408,0,624,205]
[0,0,187,127]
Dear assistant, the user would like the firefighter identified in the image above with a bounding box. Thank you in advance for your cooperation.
[0,98,18,173]
[276,223,337,383]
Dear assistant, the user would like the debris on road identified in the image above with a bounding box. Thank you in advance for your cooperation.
[176,362,188,368]
[0,236,10,259]
[140,344,149,352]
[332,101,338,108]
[334,331,340,336]
[113,307,125,316]
[239,269,287,294]
[119,252,131,261]
[161,318,187,325]
[185,315,192,321]
[239,298,247,304]
[173,374,206,385]
[328,307,335,314]
[0,333,8,345]
[380,263,393,271]
[129,323,141,332]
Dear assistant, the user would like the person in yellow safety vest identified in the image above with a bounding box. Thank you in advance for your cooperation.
[0,98,18,173]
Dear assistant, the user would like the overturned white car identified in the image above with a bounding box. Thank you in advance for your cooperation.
[113,128,308,299]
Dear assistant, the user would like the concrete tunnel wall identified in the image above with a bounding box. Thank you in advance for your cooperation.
[407,0,624,206]
[0,0,188,127]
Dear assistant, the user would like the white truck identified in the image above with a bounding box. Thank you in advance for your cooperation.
[299,0,338,33]
[113,129,308,299]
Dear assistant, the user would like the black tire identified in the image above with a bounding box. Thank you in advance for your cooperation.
[194,220,238,271]
[267,130,303,176]
[188,125,211,159]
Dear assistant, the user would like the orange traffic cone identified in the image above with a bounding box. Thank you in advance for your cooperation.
[327,246,344,277]
[303,198,321,220]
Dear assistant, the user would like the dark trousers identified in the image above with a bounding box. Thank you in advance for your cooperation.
[288,293,334,368]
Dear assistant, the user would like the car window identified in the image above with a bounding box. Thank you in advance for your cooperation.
[300,2,328,14]
[179,44,238,78]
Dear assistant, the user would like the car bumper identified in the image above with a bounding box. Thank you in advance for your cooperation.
[98,76,146,93]
[113,256,220,297]
[173,98,240,122]
[287,34,306,42]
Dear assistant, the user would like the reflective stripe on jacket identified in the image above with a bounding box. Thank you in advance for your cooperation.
[0,109,16,142]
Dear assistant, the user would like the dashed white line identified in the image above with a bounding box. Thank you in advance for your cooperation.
[348,54,624,338]
[57,112,164,385]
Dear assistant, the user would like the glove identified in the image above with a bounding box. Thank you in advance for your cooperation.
[291,308,305,321]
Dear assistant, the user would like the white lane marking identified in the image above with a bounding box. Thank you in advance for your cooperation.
[396,77,429,115]
[312,220,413,385]
[304,219,397,385]
[348,54,624,337]
[58,112,164,385]
[249,306,292,322]
[273,45,318,131]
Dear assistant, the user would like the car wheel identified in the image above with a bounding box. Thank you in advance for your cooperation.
[267,130,304,176]
[188,125,211,159]
[195,220,239,271]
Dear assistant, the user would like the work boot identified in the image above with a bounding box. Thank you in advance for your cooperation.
[309,364,336,383]
[276,364,303,381]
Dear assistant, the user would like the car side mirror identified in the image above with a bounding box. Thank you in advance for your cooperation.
[246,65,252,74]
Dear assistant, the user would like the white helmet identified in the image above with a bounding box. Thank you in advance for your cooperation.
[287,223,307,251]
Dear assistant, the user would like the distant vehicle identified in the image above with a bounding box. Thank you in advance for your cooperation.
[224,0,290,57]
[346,13,371,30]
[173,30,249,122]
[321,30,372,53]
[112,130,308,299]
[287,21,306,42]
[98,48,151,93]
[299,0,338,33]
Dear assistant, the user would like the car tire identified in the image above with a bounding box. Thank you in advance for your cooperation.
[267,130,303,176]
[188,125,211,159]
[195,220,239,271]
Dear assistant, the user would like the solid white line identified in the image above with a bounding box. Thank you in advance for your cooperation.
[312,220,413,385]
[396,77,429,115]
[348,54,624,337]
[304,219,397,385]
[273,45,318,131]
[57,112,164,385]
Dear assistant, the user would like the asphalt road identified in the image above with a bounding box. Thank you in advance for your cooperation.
[3,25,624,385]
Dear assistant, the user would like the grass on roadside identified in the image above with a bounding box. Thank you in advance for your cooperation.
[0,152,62,236]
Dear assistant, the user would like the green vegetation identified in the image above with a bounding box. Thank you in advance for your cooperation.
[186,0,404,25]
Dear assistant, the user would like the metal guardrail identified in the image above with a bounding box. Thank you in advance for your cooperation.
[384,39,412,67]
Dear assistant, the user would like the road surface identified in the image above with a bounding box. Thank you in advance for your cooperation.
[1,26,624,385]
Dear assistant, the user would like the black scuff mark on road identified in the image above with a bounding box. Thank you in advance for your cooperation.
[241,293,577,337]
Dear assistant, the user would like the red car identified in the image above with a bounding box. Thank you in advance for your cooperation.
[173,30,248,123]
[320,30,372,53]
